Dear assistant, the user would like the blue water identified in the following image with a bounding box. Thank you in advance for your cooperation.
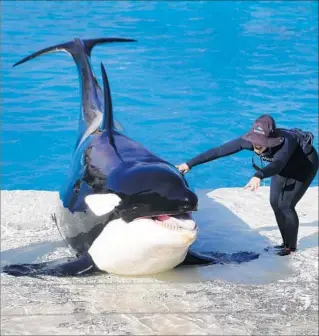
[1,1,318,191]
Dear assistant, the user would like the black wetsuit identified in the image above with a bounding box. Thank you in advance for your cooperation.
[186,129,318,250]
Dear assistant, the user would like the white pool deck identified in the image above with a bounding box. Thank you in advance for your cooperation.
[1,187,318,335]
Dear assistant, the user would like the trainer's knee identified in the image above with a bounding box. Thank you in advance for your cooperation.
[279,205,296,217]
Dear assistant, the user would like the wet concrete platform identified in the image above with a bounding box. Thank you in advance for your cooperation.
[1,188,318,335]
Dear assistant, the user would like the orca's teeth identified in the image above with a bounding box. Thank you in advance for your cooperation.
[154,218,182,231]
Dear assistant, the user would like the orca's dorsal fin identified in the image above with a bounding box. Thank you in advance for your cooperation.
[100,62,114,135]
[13,37,137,67]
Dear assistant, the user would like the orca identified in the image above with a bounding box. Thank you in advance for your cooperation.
[3,37,214,277]
[3,37,259,277]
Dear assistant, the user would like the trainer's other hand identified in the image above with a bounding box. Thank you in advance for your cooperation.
[176,163,190,174]
[244,177,261,191]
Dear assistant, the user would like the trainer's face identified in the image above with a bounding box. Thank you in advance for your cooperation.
[253,144,267,154]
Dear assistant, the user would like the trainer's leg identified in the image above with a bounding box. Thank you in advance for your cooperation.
[270,174,288,246]
[277,182,300,251]
[277,150,318,253]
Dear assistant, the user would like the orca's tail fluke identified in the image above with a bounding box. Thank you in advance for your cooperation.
[84,38,136,56]
[13,37,137,67]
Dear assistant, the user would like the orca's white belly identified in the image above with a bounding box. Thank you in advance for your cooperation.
[88,218,197,275]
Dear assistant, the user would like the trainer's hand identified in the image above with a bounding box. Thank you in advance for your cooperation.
[176,163,190,174]
[244,177,261,191]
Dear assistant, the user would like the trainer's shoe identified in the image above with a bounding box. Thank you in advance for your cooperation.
[277,247,296,256]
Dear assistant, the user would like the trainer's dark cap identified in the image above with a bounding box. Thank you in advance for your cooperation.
[242,114,284,148]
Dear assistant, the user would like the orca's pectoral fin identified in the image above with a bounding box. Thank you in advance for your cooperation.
[2,254,101,277]
[179,250,260,267]
[50,254,101,276]
[179,250,218,266]
[2,263,44,277]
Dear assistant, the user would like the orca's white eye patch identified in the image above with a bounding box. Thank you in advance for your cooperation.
[85,194,121,216]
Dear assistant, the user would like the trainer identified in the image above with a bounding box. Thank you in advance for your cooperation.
[176,115,318,256]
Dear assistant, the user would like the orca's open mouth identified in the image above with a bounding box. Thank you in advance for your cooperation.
[139,213,197,232]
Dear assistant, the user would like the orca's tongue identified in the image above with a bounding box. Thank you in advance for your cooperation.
[152,213,196,232]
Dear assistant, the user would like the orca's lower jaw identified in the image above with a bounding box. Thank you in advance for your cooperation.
[88,214,198,275]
